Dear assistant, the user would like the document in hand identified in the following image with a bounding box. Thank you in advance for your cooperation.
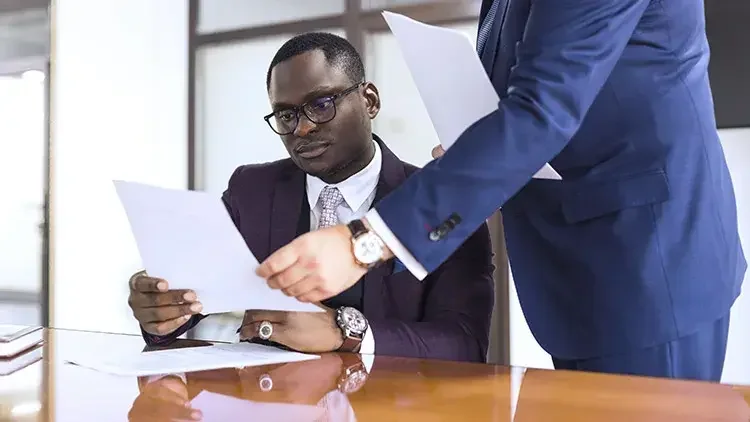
[65,342,319,377]
[381,11,562,180]
[114,180,322,315]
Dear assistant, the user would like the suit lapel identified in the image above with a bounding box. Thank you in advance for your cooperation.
[268,166,306,258]
[479,0,511,77]
[362,135,408,318]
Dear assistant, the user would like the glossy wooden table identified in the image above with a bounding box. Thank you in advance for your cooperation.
[1,328,749,421]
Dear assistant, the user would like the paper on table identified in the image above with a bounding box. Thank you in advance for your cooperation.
[113,180,322,314]
[190,391,325,422]
[382,11,562,180]
[65,342,319,377]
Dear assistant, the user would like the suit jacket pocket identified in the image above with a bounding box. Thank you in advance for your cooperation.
[562,170,670,224]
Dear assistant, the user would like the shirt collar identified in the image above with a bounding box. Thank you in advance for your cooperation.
[306,140,382,211]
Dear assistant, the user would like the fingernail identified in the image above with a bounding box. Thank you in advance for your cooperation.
[183,292,196,301]
[156,281,167,291]
[191,409,202,419]
[190,303,202,313]
[183,315,191,321]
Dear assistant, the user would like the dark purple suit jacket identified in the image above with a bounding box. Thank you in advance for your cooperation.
[143,137,495,363]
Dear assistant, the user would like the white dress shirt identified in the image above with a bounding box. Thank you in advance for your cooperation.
[365,210,429,280]
[307,141,381,358]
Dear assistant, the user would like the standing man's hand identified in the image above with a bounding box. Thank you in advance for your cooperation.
[239,308,344,353]
[431,144,445,158]
[257,225,375,303]
[128,271,203,336]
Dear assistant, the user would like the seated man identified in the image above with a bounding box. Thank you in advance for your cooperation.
[126,32,495,362]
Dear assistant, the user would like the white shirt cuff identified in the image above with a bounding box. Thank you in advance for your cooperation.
[365,209,428,281]
[359,327,375,373]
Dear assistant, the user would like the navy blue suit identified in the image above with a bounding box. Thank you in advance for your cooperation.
[372,0,746,380]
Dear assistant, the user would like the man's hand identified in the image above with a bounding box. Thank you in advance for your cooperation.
[256,224,368,303]
[128,271,203,336]
[431,144,445,158]
[239,308,344,353]
[129,375,201,421]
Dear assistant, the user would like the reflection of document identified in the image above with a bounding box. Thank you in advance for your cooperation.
[191,391,325,422]
[65,342,319,377]
[382,11,562,180]
[114,180,322,314]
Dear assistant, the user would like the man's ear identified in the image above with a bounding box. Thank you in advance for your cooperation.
[362,82,381,119]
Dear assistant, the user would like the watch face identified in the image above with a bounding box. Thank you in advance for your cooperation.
[340,368,368,394]
[339,307,368,334]
[353,233,384,265]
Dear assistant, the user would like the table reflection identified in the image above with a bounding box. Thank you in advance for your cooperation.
[129,340,367,421]
[1,328,747,421]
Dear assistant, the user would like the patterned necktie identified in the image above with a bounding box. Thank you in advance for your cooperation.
[318,186,344,228]
[476,0,500,53]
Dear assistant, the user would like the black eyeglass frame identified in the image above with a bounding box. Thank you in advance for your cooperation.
[263,81,365,135]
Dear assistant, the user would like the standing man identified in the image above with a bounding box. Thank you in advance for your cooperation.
[258,0,746,382]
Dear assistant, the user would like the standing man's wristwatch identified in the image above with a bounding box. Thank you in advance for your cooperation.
[347,219,386,269]
[335,306,368,353]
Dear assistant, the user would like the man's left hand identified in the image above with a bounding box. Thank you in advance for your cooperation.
[257,224,367,303]
[239,308,344,353]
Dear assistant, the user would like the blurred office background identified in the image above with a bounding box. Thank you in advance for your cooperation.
[0,0,48,327]
[0,0,748,388]
[0,0,48,418]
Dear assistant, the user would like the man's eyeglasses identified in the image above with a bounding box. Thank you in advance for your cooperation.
[263,82,364,135]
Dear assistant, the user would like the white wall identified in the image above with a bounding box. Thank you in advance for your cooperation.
[718,127,750,385]
[0,75,45,294]
[509,127,750,384]
[196,33,303,194]
[50,0,188,334]
[198,0,344,33]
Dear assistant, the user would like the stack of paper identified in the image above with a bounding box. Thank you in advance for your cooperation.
[65,342,319,377]
[0,325,44,376]
[0,325,42,357]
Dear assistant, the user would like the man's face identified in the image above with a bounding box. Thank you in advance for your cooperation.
[267,50,380,180]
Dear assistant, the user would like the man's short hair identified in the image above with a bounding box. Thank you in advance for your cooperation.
[266,32,365,90]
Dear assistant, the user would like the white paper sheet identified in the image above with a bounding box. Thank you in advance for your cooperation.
[382,11,562,180]
[113,180,322,314]
[65,342,319,377]
[190,391,325,422]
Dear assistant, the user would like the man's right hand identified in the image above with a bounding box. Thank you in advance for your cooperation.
[128,271,203,336]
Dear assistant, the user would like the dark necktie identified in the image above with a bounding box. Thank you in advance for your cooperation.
[476,0,500,53]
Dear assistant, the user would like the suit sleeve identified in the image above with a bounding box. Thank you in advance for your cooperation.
[141,315,205,347]
[140,167,245,346]
[371,0,650,273]
[366,223,495,363]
